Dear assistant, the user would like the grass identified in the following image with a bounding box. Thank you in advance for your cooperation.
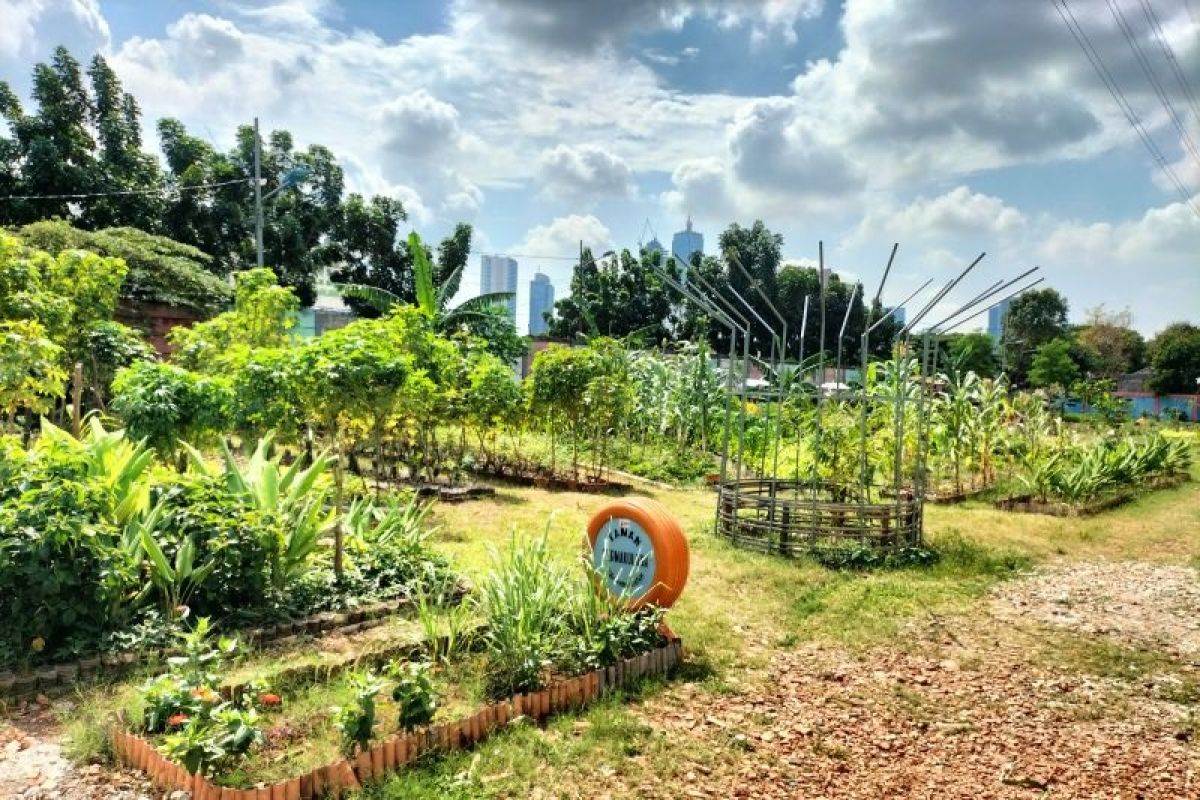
[55,446,1200,796]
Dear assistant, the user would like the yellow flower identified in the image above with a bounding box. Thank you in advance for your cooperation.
[31,636,46,652]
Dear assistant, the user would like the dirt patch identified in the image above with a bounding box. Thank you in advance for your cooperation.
[0,704,158,800]
[991,561,1200,659]
[638,639,1196,799]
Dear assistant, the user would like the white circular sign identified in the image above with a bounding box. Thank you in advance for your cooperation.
[592,517,657,599]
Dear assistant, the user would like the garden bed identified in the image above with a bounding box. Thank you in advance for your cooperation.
[468,465,629,494]
[0,586,469,701]
[994,473,1189,517]
[110,637,683,798]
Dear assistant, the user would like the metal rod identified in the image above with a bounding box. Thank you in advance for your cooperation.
[938,278,1046,335]
[835,282,859,384]
[867,278,933,334]
[254,117,263,268]
[901,252,986,336]
[927,267,1039,333]
[872,243,899,309]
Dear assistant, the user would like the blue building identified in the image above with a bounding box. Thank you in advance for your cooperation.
[481,255,518,321]
[987,298,1011,343]
[671,217,703,283]
[528,272,554,336]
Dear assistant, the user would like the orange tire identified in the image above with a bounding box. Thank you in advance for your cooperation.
[586,497,689,609]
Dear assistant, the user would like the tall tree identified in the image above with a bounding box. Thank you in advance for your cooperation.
[546,247,678,344]
[1147,323,1200,394]
[719,221,783,356]
[1074,305,1146,378]
[1003,288,1069,384]
[943,332,1000,377]
[1028,338,1080,390]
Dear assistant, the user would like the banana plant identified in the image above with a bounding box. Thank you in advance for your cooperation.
[334,232,514,329]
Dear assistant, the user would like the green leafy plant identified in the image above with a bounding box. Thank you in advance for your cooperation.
[332,671,384,757]
[388,660,437,732]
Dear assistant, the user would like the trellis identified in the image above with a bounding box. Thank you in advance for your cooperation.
[651,242,1042,556]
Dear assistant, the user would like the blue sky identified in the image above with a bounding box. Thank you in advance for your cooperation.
[1,0,1197,335]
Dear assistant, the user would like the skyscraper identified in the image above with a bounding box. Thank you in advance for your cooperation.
[480,255,518,321]
[671,216,703,282]
[528,272,554,336]
[987,298,1010,343]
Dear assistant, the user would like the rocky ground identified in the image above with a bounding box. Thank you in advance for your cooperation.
[991,561,1200,660]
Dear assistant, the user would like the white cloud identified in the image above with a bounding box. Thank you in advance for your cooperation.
[377,90,465,159]
[0,0,109,83]
[660,157,735,222]
[517,214,615,256]
[538,144,635,202]
[849,186,1028,248]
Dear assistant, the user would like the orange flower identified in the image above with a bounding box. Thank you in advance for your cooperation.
[259,693,282,707]
[191,686,218,703]
[167,713,189,728]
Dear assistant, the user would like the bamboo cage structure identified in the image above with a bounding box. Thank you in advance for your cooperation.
[652,242,1041,557]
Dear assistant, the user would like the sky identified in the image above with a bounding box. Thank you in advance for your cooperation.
[1,0,1198,336]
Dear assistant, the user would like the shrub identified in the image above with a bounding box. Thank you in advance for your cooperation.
[111,361,232,457]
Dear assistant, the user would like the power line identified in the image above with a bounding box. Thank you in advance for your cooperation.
[0,177,250,202]
[1138,0,1200,126]
[1051,0,1200,217]
[1105,0,1200,169]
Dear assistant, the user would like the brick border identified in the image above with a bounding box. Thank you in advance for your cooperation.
[111,637,683,799]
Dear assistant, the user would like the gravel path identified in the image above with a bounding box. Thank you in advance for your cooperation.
[991,561,1200,659]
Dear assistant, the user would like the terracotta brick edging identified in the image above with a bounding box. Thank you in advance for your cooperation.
[110,636,683,798]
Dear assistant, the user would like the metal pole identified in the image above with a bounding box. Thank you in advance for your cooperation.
[254,117,264,268]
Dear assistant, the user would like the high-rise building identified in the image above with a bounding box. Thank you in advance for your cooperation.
[987,298,1010,343]
[671,216,703,282]
[891,306,906,326]
[528,272,554,336]
[644,237,664,256]
[480,255,518,321]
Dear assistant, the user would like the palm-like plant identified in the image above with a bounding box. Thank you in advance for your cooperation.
[335,232,514,329]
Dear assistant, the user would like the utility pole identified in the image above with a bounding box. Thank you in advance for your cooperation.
[254,117,263,268]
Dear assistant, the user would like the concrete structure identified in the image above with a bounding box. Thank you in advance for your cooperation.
[671,216,703,282]
[528,272,555,336]
[987,298,1010,343]
[293,268,353,338]
[481,255,518,321]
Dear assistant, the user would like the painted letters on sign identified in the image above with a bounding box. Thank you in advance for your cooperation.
[591,516,657,599]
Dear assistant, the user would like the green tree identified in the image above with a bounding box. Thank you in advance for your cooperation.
[720,221,783,356]
[546,247,678,343]
[1147,323,1200,394]
[1003,288,1069,384]
[0,319,67,426]
[169,268,298,372]
[944,332,999,377]
[0,48,162,229]
[1028,338,1080,390]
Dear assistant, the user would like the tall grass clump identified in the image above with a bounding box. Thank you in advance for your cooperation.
[475,532,573,699]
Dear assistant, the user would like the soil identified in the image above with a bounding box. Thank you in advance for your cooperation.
[638,619,1197,798]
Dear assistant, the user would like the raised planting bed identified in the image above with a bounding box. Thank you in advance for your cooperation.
[110,637,683,798]
[468,465,629,494]
[994,474,1190,517]
[414,483,496,503]
[0,585,470,701]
